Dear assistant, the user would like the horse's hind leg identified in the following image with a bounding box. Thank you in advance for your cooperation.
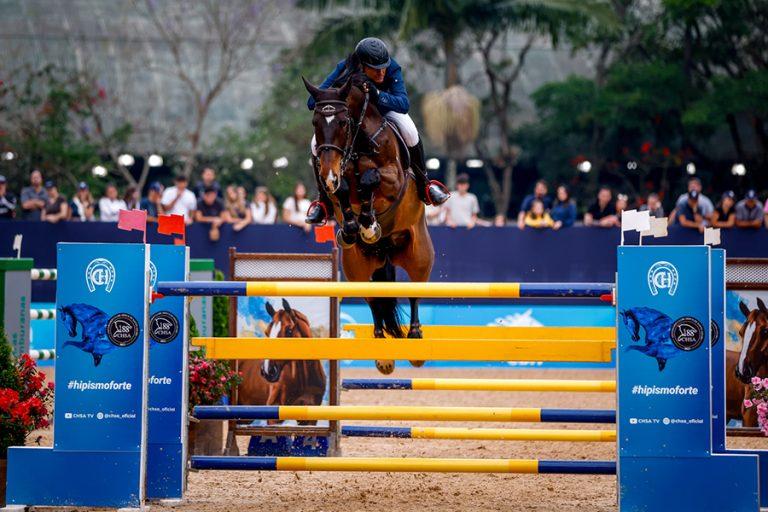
[407,297,425,368]
[359,168,382,244]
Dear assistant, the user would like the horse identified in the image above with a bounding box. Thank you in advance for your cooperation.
[303,75,434,375]
[237,299,327,424]
[725,298,768,427]
[59,303,114,366]
[619,307,680,371]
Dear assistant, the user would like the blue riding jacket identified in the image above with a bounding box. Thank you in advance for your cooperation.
[307,58,410,115]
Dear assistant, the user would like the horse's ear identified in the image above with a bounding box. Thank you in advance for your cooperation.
[757,298,768,314]
[282,298,293,314]
[302,76,321,99]
[739,301,751,319]
[338,78,352,98]
[265,301,276,318]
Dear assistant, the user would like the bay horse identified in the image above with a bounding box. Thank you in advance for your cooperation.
[725,298,768,427]
[237,299,326,423]
[303,75,433,374]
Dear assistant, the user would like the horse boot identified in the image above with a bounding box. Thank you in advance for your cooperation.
[305,157,334,225]
[409,140,450,206]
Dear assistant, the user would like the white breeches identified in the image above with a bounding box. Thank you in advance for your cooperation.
[310,112,420,156]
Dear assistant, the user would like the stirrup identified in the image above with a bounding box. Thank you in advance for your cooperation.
[305,200,329,225]
[424,180,450,206]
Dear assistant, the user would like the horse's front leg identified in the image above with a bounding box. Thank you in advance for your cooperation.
[358,168,382,244]
[334,177,359,247]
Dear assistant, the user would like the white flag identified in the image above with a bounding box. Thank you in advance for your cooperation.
[704,227,721,246]
[621,209,651,233]
[13,234,22,258]
[640,217,668,238]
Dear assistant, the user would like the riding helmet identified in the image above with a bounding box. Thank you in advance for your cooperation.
[355,37,390,69]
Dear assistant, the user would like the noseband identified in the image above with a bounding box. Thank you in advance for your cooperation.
[314,91,370,176]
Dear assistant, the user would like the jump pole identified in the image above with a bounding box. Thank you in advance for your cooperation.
[341,378,617,393]
[193,405,616,423]
[190,456,617,474]
[341,426,617,442]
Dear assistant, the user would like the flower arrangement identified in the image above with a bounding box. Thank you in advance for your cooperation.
[744,376,768,436]
[188,350,242,412]
[0,336,54,457]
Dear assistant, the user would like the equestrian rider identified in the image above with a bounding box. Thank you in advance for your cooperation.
[305,37,450,225]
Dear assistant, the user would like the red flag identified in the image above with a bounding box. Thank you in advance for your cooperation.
[314,224,337,247]
[158,214,186,245]
[117,209,147,243]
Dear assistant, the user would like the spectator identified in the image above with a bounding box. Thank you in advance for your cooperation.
[639,193,664,218]
[584,187,617,227]
[493,214,507,227]
[161,175,197,223]
[70,182,95,221]
[98,183,127,222]
[425,204,446,226]
[224,185,252,232]
[735,190,764,229]
[0,175,17,219]
[140,182,164,222]
[517,180,551,229]
[20,169,47,220]
[123,186,139,210]
[444,173,479,229]
[41,181,69,223]
[523,199,554,229]
[193,167,221,198]
[675,177,714,220]
[282,181,312,232]
[614,194,629,227]
[550,185,576,229]
[677,189,706,233]
[250,186,278,224]
[711,191,736,228]
[194,186,226,241]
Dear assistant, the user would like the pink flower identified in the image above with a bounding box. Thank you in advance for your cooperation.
[744,399,754,408]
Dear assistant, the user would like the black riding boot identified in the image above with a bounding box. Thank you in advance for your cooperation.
[409,140,449,206]
[306,157,334,225]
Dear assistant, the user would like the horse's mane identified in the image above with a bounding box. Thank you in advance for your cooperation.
[332,52,363,88]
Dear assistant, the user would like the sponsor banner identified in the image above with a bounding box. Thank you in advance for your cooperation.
[54,243,149,451]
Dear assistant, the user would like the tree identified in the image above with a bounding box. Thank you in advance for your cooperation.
[136,0,279,179]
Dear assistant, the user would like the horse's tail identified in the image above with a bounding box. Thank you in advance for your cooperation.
[370,259,403,338]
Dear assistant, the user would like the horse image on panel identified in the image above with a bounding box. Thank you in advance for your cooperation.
[726,298,768,427]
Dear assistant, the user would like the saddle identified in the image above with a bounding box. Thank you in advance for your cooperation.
[386,122,411,171]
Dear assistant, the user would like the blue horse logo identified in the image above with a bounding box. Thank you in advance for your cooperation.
[619,307,682,371]
[59,303,118,366]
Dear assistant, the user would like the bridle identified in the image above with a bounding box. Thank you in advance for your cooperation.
[313,90,370,191]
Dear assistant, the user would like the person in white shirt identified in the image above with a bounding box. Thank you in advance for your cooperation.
[444,174,479,228]
[161,175,197,223]
[282,181,312,232]
[98,183,127,222]
[251,186,278,224]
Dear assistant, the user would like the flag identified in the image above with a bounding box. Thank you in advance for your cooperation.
[314,224,336,246]
[640,217,669,238]
[117,209,147,242]
[621,209,651,233]
[704,227,721,246]
[13,234,22,257]
[158,214,186,245]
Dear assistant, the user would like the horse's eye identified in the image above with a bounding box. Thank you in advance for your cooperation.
[761,327,768,338]
[285,327,293,336]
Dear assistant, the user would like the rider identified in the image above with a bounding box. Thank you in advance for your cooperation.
[305,37,450,225]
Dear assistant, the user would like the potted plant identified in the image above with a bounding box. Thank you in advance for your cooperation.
[744,377,768,435]
[0,333,54,506]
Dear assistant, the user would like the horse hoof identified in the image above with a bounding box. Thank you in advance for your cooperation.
[376,359,395,375]
[407,328,422,339]
[360,222,382,244]
[336,230,356,248]
[409,360,425,368]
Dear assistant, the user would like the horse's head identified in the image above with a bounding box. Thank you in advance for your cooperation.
[303,76,357,193]
[736,298,768,383]
[620,310,640,341]
[261,299,312,383]
[58,305,78,337]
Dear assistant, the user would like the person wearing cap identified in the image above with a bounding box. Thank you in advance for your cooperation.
[0,175,17,219]
[98,183,127,222]
[674,177,714,221]
[711,191,736,228]
[20,169,48,221]
[583,187,617,227]
[41,181,69,224]
[161,175,197,223]
[194,185,226,241]
[70,182,95,221]
[304,37,450,225]
[677,189,706,232]
[140,182,164,222]
[735,189,764,229]
[444,173,479,229]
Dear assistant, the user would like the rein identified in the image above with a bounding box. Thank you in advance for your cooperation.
[314,90,370,173]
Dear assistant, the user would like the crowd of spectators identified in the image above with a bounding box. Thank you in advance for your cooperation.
[2,168,767,235]
[425,175,768,232]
